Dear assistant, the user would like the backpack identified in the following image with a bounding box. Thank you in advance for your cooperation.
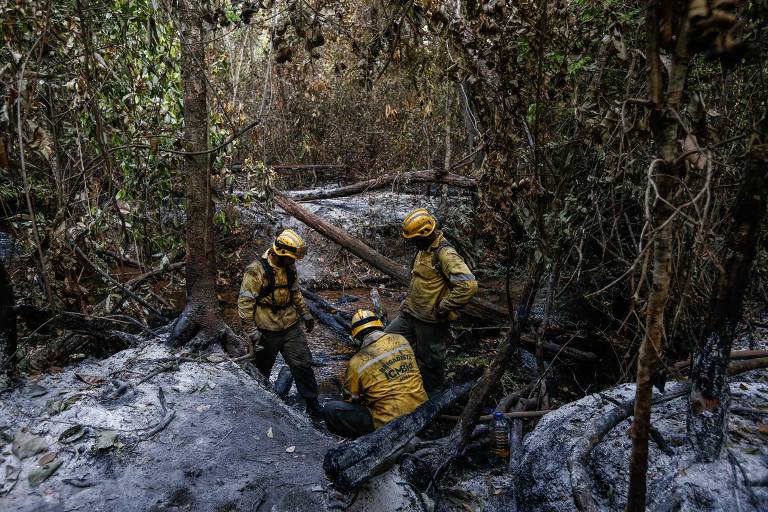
[255,257,297,310]
[410,239,452,286]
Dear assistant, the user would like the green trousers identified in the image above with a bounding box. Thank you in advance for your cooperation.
[256,324,318,401]
[384,312,450,392]
[322,400,375,438]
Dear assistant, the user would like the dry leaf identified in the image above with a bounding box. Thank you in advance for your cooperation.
[75,373,107,386]
[12,430,48,459]
[59,425,85,444]
[267,427,274,439]
[285,446,296,453]
[37,452,56,466]
[28,460,62,487]
[94,430,118,450]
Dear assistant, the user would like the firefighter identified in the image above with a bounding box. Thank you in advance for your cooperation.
[323,310,427,437]
[238,229,323,417]
[385,208,478,392]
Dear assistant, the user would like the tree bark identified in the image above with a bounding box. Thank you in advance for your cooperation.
[0,261,17,386]
[285,169,477,202]
[625,5,690,510]
[438,103,452,218]
[687,143,768,461]
[168,0,240,355]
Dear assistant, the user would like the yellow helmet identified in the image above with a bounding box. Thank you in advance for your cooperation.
[402,208,436,239]
[272,229,307,260]
[351,309,384,338]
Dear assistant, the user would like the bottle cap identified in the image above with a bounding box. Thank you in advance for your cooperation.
[494,412,504,419]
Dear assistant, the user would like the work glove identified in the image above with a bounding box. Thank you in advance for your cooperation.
[435,303,458,322]
[303,315,315,334]
[247,329,264,352]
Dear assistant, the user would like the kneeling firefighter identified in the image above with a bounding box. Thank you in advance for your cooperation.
[237,229,323,417]
[323,310,428,437]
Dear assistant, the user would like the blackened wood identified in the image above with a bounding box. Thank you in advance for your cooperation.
[688,143,768,462]
[323,381,474,491]
[0,261,16,382]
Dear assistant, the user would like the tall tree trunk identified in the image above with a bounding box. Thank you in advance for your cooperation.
[438,100,452,218]
[0,261,17,386]
[625,4,690,510]
[168,0,239,354]
[688,143,768,461]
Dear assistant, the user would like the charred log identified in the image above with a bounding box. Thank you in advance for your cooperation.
[323,381,474,491]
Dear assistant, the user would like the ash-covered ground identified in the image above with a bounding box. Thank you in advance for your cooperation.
[516,331,768,512]
[0,340,333,512]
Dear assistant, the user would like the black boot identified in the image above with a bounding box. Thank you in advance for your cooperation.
[306,398,325,419]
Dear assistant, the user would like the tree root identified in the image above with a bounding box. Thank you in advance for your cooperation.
[140,410,176,440]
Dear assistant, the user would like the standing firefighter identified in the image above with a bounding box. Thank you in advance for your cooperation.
[238,229,323,417]
[323,310,427,437]
[385,208,478,392]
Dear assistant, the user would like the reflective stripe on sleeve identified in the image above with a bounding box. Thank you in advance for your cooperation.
[449,273,476,282]
[357,345,411,375]
[239,290,258,299]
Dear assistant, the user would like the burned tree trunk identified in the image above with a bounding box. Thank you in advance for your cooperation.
[625,5,690,510]
[688,143,768,461]
[0,261,16,386]
[167,0,241,355]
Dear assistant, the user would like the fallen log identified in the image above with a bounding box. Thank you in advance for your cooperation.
[305,300,351,343]
[15,305,148,342]
[300,288,353,320]
[93,261,184,315]
[272,164,346,171]
[437,409,550,422]
[274,191,509,324]
[287,169,477,202]
[672,349,768,371]
[521,334,599,363]
[69,241,168,322]
[323,381,474,491]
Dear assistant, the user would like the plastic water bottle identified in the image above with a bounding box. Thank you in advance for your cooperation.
[491,412,510,458]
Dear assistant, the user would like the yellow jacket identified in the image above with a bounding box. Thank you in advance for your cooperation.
[344,331,428,428]
[403,232,478,323]
[238,250,310,333]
